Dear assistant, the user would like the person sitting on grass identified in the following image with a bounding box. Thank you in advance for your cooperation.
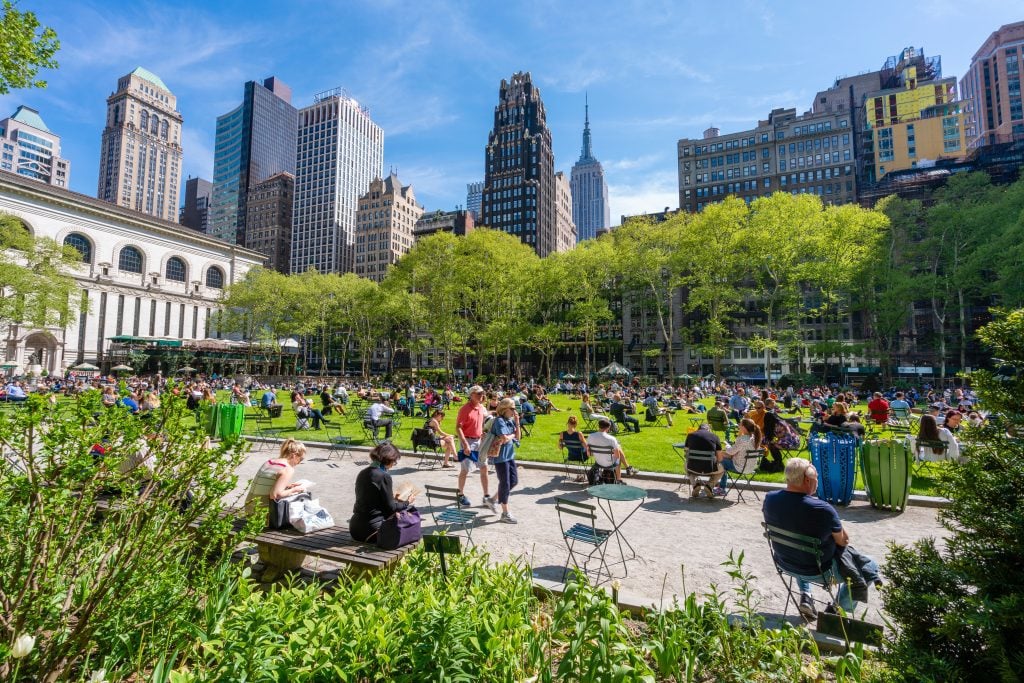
[586,418,637,482]
[559,415,590,482]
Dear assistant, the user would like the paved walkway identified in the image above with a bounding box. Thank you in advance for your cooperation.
[231,442,947,620]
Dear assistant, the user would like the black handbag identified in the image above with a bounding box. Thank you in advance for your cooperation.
[268,492,311,530]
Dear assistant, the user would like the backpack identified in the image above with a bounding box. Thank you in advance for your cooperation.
[774,418,801,450]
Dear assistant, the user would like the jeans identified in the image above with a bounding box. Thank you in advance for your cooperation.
[493,459,518,504]
[720,457,739,488]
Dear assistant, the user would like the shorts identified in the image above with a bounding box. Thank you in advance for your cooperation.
[458,438,481,470]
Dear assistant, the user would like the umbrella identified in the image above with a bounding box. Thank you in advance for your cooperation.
[597,362,632,377]
[111,364,133,372]
[72,362,100,371]
[176,366,197,373]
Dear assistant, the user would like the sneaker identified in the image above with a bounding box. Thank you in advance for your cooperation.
[798,594,818,620]
[712,486,726,497]
[483,495,499,514]
[500,512,518,524]
[457,493,472,507]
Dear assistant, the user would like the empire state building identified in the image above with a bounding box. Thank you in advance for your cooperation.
[569,98,610,242]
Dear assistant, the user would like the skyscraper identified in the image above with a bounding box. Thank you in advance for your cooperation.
[465,181,483,220]
[179,177,212,232]
[961,21,1024,150]
[208,76,297,245]
[480,72,557,256]
[97,67,182,222]
[554,171,576,252]
[354,173,423,282]
[291,88,384,274]
[569,98,609,241]
[0,106,70,187]
[245,172,293,274]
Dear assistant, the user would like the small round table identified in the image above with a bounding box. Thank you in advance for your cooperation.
[587,484,646,574]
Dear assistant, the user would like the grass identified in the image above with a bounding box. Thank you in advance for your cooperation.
[230,389,947,497]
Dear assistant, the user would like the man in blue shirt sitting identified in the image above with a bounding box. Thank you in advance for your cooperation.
[762,457,880,619]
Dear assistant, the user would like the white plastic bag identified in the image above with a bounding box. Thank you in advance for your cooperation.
[289,498,335,534]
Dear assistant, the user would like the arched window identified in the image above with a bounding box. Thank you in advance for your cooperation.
[118,246,143,273]
[160,120,168,140]
[63,233,93,263]
[165,256,187,282]
[140,110,149,130]
[205,266,224,289]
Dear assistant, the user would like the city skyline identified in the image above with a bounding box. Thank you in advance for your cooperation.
[0,1,1020,224]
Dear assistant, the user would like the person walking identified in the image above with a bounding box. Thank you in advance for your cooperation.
[487,398,521,523]
[455,385,496,511]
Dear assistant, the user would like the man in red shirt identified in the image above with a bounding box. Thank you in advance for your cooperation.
[455,385,496,511]
[867,392,890,425]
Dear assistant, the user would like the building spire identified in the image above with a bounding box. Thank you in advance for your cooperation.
[580,93,593,161]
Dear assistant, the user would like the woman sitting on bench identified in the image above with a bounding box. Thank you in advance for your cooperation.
[350,443,416,543]
[244,439,308,516]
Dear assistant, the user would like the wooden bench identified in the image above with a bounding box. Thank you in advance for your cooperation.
[253,525,418,580]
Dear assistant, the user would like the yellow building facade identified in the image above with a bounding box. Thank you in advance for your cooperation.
[866,66,967,179]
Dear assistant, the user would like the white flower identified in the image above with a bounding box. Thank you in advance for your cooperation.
[11,633,35,658]
[88,669,107,683]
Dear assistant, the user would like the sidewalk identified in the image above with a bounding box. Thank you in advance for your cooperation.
[231,443,947,620]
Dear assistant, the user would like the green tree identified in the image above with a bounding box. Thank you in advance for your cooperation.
[559,237,619,380]
[0,1,59,94]
[613,216,686,377]
[745,193,821,382]
[799,202,887,381]
[386,232,466,378]
[678,196,748,377]
[882,308,1024,681]
[0,214,81,332]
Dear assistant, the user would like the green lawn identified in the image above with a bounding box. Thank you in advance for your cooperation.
[234,390,946,497]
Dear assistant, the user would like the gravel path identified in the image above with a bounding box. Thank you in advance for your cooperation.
[231,442,948,621]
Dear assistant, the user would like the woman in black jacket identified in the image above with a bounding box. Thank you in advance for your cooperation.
[349,443,415,542]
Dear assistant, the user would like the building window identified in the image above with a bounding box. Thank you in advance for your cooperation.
[118,246,143,273]
[165,256,187,282]
[63,233,93,263]
[205,266,225,289]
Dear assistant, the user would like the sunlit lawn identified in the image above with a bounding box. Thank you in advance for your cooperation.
[229,389,945,497]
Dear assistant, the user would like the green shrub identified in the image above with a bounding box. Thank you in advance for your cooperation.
[0,392,253,682]
[880,309,1024,681]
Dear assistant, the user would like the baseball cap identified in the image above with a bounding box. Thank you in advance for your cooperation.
[468,385,485,395]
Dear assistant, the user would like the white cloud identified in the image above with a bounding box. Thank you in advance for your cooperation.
[603,154,662,171]
[608,170,679,225]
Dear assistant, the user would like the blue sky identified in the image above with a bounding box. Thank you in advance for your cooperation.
[2,1,1020,224]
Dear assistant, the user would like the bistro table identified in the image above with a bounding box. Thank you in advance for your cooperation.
[586,483,647,576]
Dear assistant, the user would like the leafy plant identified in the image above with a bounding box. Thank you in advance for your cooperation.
[0,391,253,682]
[880,308,1024,681]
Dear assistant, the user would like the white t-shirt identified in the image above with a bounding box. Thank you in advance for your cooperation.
[586,431,621,467]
